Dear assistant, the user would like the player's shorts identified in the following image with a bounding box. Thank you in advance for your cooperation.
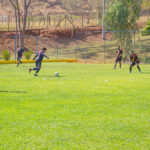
[131,60,139,66]
[116,56,122,62]
[36,61,41,69]
[17,56,22,61]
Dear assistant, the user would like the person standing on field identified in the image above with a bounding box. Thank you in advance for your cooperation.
[29,47,49,76]
[17,48,24,67]
[129,51,141,73]
[113,46,123,69]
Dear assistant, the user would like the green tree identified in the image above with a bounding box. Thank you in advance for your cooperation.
[104,0,142,55]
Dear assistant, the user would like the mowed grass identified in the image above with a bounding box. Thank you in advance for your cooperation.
[0,63,150,150]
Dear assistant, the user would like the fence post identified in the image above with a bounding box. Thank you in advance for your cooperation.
[57,39,58,59]
[134,31,135,49]
[104,32,106,64]
[36,36,38,54]
[15,36,17,60]
[75,39,78,59]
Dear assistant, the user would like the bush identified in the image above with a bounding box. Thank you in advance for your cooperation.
[147,19,150,26]
[142,19,150,36]
[143,56,150,63]
[2,50,11,60]
[24,51,32,60]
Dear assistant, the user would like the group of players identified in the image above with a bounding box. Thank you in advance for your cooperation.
[113,46,141,73]
[17,47,49,76]
[16,45,141,76]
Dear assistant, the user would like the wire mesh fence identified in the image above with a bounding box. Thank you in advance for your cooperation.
[0,30,150,63]
[76,30,150,63]
[0,35,77,60]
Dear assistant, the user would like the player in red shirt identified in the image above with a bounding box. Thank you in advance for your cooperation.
[129,51,141,73]
[113,46,123,69]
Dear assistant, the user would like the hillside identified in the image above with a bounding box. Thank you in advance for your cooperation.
[0,0,99,16]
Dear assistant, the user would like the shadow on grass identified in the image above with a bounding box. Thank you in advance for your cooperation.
[0,91,28,93]
[39,75,64,78]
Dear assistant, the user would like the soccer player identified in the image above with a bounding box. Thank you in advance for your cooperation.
[29,47,49,76]
[129,51,141,73]
[17,48,24,67]
[113,46,123,69]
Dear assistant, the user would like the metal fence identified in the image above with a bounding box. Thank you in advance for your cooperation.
[0,30,150,63]
[76,30,150,63]
[0,35,77,60]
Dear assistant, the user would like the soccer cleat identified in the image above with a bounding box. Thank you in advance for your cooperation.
[113,67,116,69]
[139,71,142,73]
[129,71,131,73]
[119,67,121,69]
[29,68,32,73]
[34,73,38,76]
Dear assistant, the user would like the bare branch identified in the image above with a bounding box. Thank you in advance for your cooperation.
[27,0,34,8]
[8,0,16,9]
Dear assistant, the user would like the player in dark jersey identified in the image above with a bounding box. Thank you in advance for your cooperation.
[113,46,123,69]
[129,51,141,73]
[29,47,49,76]
[17,48,24,67]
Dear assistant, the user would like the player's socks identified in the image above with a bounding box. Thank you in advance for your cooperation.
[129,66,132,73]
[17,63,19,67]
[119,64,121,69]
[29,68,32,73]
[137,66,141,72]
[113,65,116,69]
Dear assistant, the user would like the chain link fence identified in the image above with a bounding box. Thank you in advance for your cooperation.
[0,35,77,60]
[76,30,150,63]
[0,30,150,63]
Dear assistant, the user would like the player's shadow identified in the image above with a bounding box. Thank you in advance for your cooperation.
[40,75,64,78]
[0,91,28,93]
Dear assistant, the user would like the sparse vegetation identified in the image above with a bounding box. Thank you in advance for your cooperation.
[24,51,32,60]
[142,19,150,36]
[2,50,11,60]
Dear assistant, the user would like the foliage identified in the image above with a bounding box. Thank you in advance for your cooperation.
[24,51,32,60]
[104,0,142,55]
[142,19,150,36]
[2,50,11,60]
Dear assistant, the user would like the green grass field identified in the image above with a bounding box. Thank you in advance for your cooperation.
[0,63,150,150]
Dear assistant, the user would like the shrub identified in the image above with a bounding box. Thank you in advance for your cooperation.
[142,19,150,36]
[2,50,11,60]
[24,51,32,60]
[147,19,150,26]
[142,27,150,36]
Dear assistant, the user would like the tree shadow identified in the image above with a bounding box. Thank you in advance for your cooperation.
[39,75,64,78]
[0,91,28,93]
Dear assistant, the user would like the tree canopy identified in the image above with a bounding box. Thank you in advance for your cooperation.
[104,0,142,55]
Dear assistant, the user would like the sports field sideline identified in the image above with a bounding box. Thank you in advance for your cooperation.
[0,63,150,149]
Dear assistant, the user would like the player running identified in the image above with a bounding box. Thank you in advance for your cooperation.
[129,51,141,73]
[17,48,24,67]
[29,47,49,76]
[113,46,123,69]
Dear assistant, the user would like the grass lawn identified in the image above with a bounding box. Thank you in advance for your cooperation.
[0,63,150,150]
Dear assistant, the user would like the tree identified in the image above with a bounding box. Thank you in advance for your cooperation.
[104,0,142,55]
[8,0,35,48]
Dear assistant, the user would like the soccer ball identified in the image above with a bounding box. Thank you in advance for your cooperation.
[54,72,59,77]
